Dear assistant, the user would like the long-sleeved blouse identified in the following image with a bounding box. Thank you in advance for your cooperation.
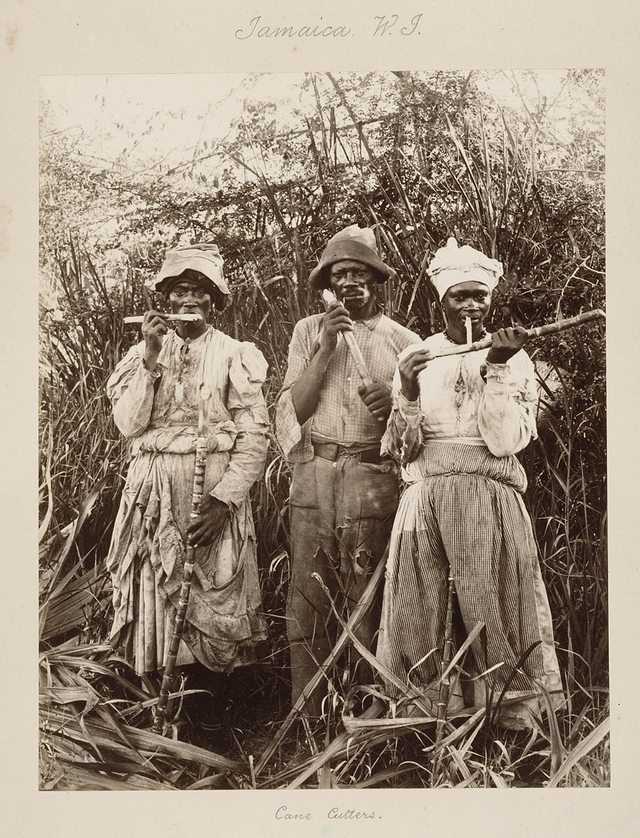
[107,326,269,506]
[382,331,538,476]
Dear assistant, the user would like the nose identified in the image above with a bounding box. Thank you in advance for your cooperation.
[342,276,364,292]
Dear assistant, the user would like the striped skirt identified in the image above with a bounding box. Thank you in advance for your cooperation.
[376,442,562,728]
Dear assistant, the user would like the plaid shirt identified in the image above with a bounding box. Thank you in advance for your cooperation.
[276,311,421,463]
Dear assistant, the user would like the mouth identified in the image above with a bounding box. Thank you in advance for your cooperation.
[178,309,202,321]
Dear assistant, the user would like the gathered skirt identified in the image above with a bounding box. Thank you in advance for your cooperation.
[106,448,267,675]
[376,442,563,728]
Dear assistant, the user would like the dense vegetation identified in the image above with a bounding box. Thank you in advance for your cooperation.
[39,70,607,789]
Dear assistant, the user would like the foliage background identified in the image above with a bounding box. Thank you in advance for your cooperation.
[39,70,607,788]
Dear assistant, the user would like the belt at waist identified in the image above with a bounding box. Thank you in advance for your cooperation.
[312,441,387,464]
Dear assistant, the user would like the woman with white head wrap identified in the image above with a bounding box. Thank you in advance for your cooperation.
[377,238,562,729]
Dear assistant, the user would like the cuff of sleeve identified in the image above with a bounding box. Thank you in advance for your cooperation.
[209,488,237,511]
[484,362,510,384]
[397,393,422,425]
[275,388,305,458]
[142,360,163,380]
[397,392,421,414]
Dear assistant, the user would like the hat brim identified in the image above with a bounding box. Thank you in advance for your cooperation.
[148,253,230,296]
[309,240,395,289]
[154,272,230,311]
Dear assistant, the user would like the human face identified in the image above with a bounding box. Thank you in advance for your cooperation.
[442,281,491,343]
[167,281,212,336]
[329,260,378,319]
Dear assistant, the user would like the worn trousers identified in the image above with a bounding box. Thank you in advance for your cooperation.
[286,454,399,715]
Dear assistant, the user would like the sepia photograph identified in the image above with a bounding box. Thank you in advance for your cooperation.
[38,69,608,792]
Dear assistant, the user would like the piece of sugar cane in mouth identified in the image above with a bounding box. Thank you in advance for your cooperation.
[123,313,202,324]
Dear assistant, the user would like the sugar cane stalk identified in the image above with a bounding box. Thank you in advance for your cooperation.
[321,288,375,387]
[432,573,456,785]
[124,313,202,324]
[152,387,210,736]
[426,309,604,361]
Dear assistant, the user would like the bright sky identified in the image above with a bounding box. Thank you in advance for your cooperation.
[40,73,309,164]
[41,70,598,155]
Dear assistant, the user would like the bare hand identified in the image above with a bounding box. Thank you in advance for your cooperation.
[319,301,354,353]
[142,310,169,357]
[186,495,229,548]
[358,382,392,422]
[486,326,529,365]
[399,347,432,401]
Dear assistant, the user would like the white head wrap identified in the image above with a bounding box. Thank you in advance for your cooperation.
[427,237,503,300]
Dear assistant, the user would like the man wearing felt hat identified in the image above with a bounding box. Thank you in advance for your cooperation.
[276,225,421,716]
[105,244,269,736]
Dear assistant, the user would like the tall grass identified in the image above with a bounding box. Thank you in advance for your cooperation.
[39,72,606,788]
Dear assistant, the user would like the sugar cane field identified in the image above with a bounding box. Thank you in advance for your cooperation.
[39,70,608,790]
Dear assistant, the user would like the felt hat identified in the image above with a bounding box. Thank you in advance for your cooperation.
[148,244,231,307]
[427,237,503,300]
[308,225,395,290]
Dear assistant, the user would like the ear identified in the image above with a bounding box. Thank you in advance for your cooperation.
[212,290,227,311]
[320,268,332,290]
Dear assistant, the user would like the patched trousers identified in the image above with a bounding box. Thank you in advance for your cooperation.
[286,452,399,715]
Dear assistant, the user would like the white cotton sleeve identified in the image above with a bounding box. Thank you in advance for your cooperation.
[106,343,162,438]
[477,353,538,457]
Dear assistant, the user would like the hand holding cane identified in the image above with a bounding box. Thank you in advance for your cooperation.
[321,289,375,388]
[400,309,604,402]
[425,309,605,361]
[321,289,392,421]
